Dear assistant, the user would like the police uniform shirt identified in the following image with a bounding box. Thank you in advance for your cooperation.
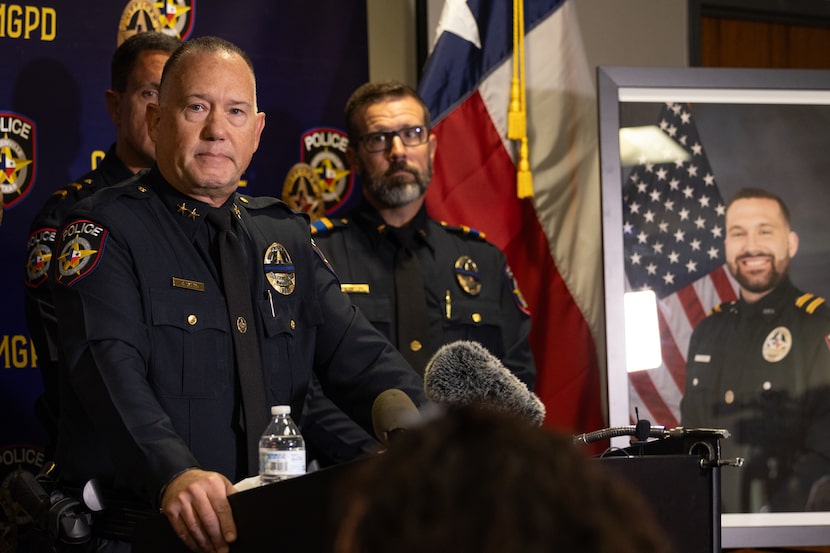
[681,278,830,512]
[23,144,135,451]
[303,202,536,464]
[49,167,424,506]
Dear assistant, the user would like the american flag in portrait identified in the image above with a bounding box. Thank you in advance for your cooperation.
[622,102,739,427]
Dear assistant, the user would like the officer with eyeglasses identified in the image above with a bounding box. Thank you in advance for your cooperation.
[302,80,536,466]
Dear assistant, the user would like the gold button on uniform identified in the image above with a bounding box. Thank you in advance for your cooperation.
[187,314,197,326]
[724,390,734,404]
[410,340,423,352]
[471,313,482,323]
[290,319,296,330]
[236,316,248,333]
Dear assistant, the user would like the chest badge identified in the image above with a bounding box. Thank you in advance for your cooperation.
[264,242,295,295]
[454,255,481,296]
[762,326,792,363]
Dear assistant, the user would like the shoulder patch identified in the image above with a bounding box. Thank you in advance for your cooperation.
[310,216,349,236]
[505,264,531,316]
[53,219,109,286]
[795,292,827,315]
[440,221,486,241]
[25,226,58,288]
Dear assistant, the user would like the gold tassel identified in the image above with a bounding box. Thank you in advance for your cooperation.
[507,0,524,140]
[509,0,533,198]
[517,137,533,199]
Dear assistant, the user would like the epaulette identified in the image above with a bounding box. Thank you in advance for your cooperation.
[709,300,737,316]
[439,221,487,241]
[49,180,87,201]
[86,173,151,203]
[235,194,286,212]
[795,292,826,315]
[310,217,349,236]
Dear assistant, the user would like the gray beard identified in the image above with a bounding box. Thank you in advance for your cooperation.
[362,161,432,208]
[367,179,425,207]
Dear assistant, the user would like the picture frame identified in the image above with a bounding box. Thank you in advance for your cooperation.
[597,65,830,548]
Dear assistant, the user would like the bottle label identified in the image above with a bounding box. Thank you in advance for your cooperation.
[259,448,306,477]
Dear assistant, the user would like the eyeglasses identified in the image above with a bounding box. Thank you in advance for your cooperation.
[357,126,429,153]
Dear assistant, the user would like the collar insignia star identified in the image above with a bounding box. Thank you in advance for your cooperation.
[177,202,200,220]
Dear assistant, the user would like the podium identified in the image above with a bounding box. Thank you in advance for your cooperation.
[134,432,722,553]
[598,455,720,553]
[132,459,365,552]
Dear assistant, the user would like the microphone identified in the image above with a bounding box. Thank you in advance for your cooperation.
[423,340,545,426]
[372,388,421,446]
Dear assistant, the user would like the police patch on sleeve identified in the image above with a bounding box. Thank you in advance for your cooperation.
[505,265,531,316]
[25,227,57,288]
[54,219,108,286]
[263,242,295,295]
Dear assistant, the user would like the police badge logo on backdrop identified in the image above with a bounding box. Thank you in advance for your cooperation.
[0,112,37,210]
[282,163,325,221]
[299,127,354,216]
[118,0,194,45]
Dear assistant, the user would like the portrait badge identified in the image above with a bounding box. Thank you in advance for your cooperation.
[282,163,324,221]
[454,256,482,296]
[264,242,295,295]
[0,112,37,209]
[762,326,792,363]
[300,127,354,214]
[54,219,109,286]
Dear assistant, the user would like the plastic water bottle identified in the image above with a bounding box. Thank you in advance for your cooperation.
[258,405,306,484]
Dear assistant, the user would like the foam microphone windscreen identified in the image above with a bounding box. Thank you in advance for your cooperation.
[423,340,546,426]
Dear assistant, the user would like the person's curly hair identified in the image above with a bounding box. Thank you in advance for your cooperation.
[334,405,671,553]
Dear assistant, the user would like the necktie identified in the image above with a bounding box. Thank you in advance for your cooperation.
[389,226,431,375]
[207,207,268,476]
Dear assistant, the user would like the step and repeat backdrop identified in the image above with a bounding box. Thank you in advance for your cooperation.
[0,1,366,545]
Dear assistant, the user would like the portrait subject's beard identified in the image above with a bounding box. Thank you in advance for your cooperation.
[729,252,789,296]
[361,159,432,208]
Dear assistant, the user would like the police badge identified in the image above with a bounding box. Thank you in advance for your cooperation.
[264,242,296,295]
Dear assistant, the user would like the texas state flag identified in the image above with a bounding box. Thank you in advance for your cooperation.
[419,0,605,438]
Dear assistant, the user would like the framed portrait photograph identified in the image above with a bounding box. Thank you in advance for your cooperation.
[598,65,830,548]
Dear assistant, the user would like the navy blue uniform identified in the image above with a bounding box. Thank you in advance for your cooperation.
[24,145,134,451]
[50,168,424,507]
[681,279,830,512]
[303,203,535,464]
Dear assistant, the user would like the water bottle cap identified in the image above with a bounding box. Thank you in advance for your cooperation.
[271,405,291,415]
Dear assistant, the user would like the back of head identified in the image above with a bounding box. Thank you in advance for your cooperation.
[111,31,180,92]
[334,406,671,553]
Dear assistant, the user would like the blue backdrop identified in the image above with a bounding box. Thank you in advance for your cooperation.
[0,1,367,546]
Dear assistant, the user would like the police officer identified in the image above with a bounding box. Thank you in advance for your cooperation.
[24,32,180,456]
[681,187,830,512]
[303,81,535,465]
[51,38,424,553]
